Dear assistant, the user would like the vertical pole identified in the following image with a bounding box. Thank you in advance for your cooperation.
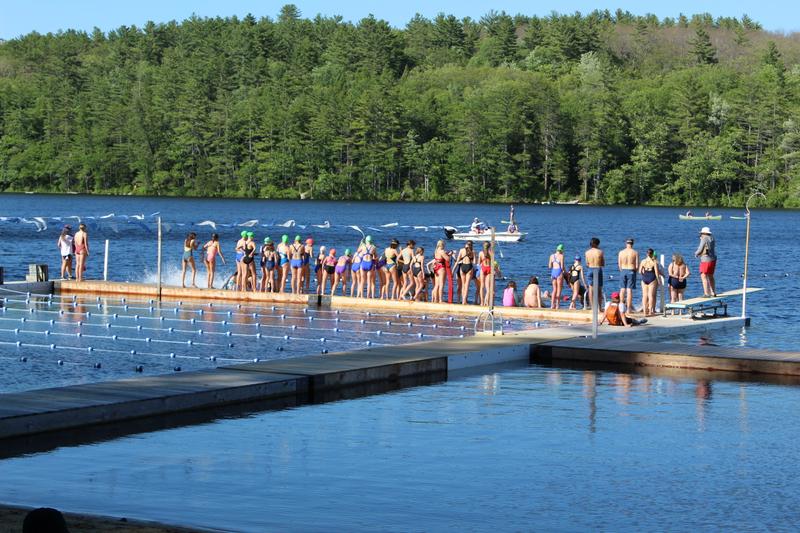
[742,213,751,318]
[103,239,109,281]
[490,227,496,335]
[659,253,666,316]
[157,216,162,300]
[592,268,599,339]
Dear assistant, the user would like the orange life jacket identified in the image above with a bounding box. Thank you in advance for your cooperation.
[605,303,623,326]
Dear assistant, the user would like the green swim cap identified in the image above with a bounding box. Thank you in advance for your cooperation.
[556,243,564,251]
[281,234,288,243]
[345,248,351,255]
[294,235,301,242]
[241,231,248,237]
[365,235,372,243]
[246,231,254,238]
[264,237,271,244]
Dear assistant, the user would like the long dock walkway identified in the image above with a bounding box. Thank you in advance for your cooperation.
[0,314,750,442]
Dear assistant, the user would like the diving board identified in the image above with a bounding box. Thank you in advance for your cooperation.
[666,288,763,318]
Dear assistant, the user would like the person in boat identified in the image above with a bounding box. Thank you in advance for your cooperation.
[639,248,660,316]
[57,225,74,280]
[524,276,543,308]
[584,237,605,310]
[566,256,586,310]
[685,210,693,217]
[507,205,518,233]
[705,212,711,217]
[202,233,225,289]
[600,291,646,327]
[548,244,566,310]
[181,232,199,288]
[455,240,475,305]
[695,226,717,297]
[667,252,690,311]
[471,217,487,234]
[617,238,639,313]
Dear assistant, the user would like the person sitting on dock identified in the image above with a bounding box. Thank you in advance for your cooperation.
[600,291,646,327]
[523,276,543,308]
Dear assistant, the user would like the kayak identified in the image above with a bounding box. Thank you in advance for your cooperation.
[730,216,747,220]
[443,226,525,242]
[678,215,722,221]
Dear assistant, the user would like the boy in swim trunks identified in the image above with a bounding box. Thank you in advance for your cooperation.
[585,237,604,310]
[617,238,639,313]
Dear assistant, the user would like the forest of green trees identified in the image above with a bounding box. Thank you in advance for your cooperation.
[1,6,799,206]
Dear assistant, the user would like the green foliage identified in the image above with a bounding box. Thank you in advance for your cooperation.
[0,6,799,207]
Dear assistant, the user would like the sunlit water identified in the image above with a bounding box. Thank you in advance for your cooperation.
[1,363,798,531]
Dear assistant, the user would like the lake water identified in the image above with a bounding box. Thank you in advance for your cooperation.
[2,362,799,531]
[0,194,797,349]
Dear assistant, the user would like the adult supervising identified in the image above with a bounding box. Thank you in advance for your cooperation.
[694,226,717,297]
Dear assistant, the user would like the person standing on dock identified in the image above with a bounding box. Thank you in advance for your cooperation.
[585,237,605,310]
[56,225,74,280]
[617,238,639,313]
[73,223,89,282]
[694,227,717,297]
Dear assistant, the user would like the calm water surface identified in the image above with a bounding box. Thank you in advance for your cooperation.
[1,194,797,350]
[1,363,798,531]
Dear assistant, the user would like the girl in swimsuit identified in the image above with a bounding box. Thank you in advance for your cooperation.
[243,232,257,292]
[667,253,690,312]
[524,276,543,308]
[73,223,89,282]
[334,249,351,296]
[380,239,399,300]
[289,235,305,295]
[412,247,426,301]
[431,240,449,304]
[303,238,314,293]
[398,240,416,300]
[235,231,247,291]
[181,232,198,288]
[319,248,336,296]
[260,237,277,292]
[455,241,474,305]
[362,236,377,299]
[548,244,565,310]
[639,248,660,316]
[57,226,74,280]
[314,245,326,294]
[276,234,290,293]
[478,242,494,306]
[350,241,364,298]
[567,256,586,310]
[202,233,225,289]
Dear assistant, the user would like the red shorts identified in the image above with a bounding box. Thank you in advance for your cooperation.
[699,260,716,275]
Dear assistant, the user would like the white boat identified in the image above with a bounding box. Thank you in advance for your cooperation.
[443,226,526,243]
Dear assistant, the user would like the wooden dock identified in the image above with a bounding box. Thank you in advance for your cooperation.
[0,315,753,443]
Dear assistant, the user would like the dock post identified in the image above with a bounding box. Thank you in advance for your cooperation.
[157,216,162,301]
[103,239,109,281]
[591,267,599,339]
[742,192,764,318]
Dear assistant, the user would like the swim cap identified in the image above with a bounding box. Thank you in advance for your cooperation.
[556,244,564,251]
[345,248,351,255]
[281,234,288,243]
[574,255,581,261]
[294,235,301,242]
[241,231,248,237]
[306,238,314,245]
[264,237,271,244]
[246,231,254,238]
[365,235,372,243]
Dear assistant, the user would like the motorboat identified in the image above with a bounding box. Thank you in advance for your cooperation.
[443,226,526,242]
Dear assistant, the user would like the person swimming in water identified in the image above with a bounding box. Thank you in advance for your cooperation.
[73,223,89,282]
[276,234,290,293]
[548,244,565,310]
[202,233,225,289]
[181,232,199,288]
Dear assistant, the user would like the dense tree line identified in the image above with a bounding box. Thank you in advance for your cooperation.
[1,6,799,206]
